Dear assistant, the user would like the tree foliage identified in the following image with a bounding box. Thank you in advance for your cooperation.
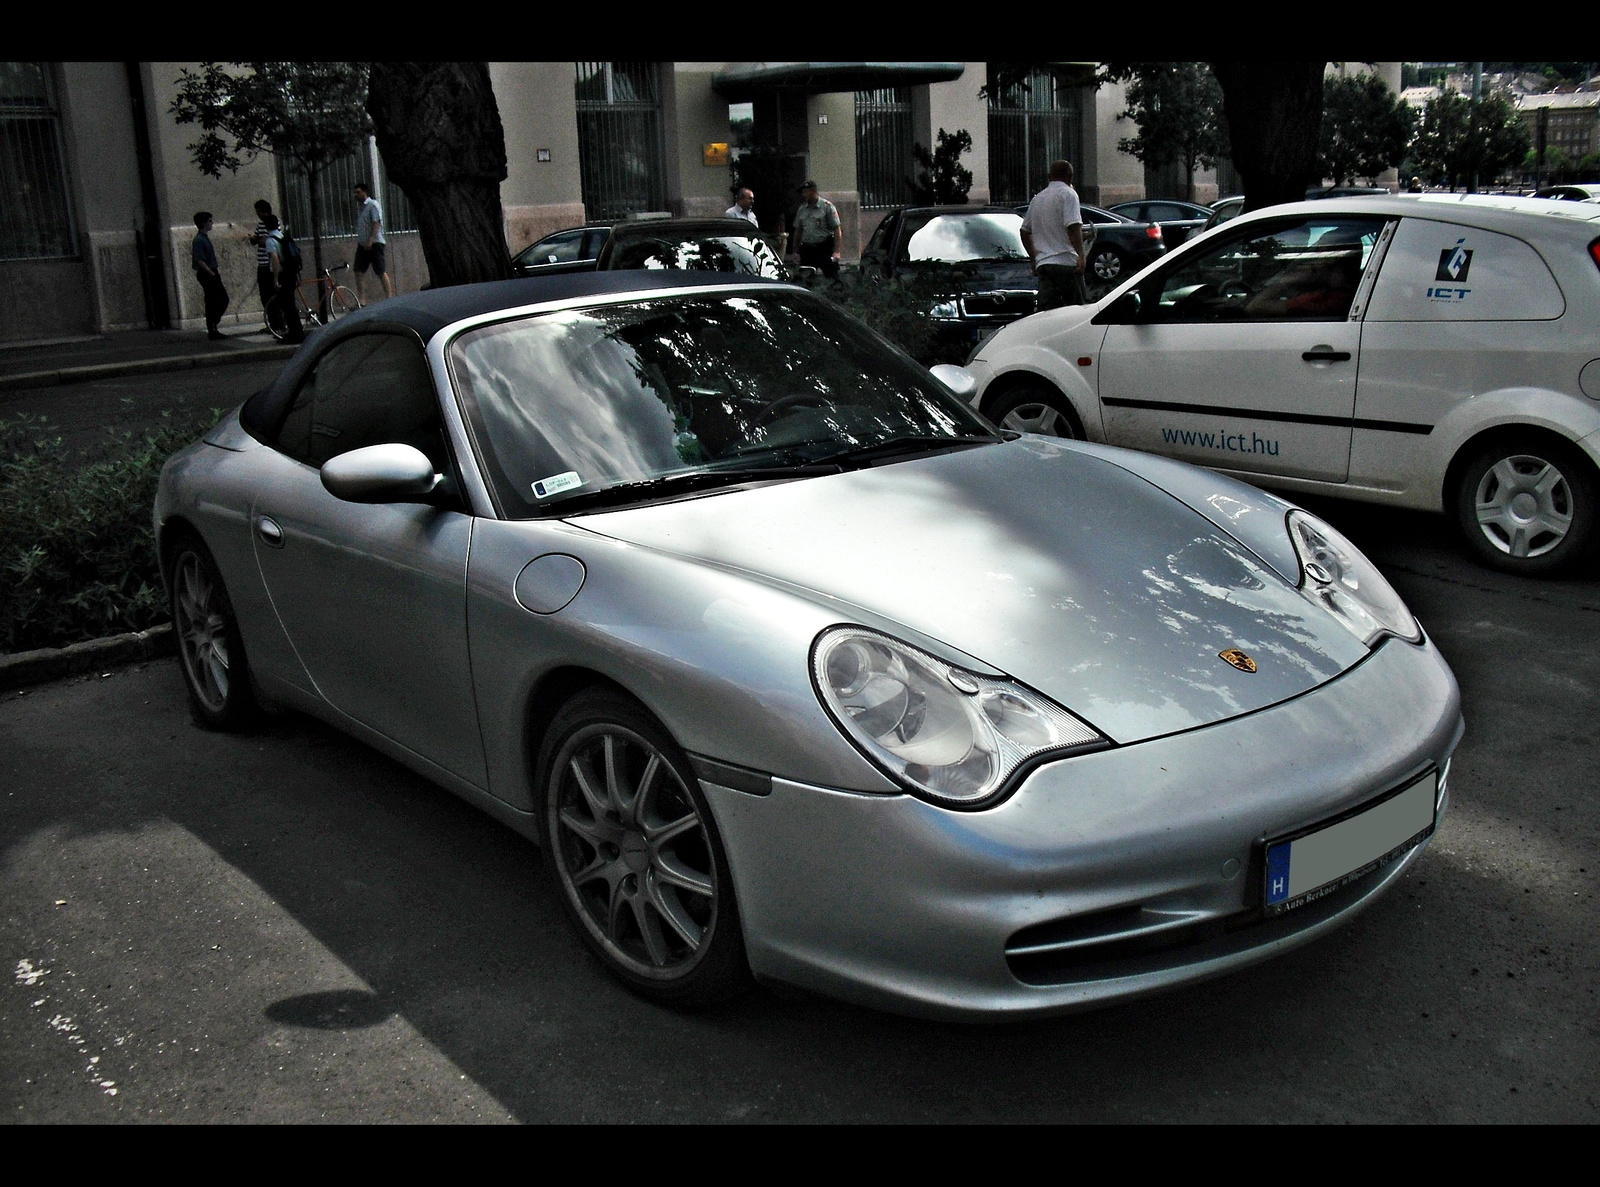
[169,62,371,284]
[1411,90,1530,190]
[909,128,974,205]
[1100,63,1226,202]
[1319,72,1414,185]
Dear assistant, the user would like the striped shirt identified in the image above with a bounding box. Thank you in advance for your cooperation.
[255,221,271,268]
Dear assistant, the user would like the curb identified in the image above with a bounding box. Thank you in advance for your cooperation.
[0,624,175,692]
[0,344,296,393]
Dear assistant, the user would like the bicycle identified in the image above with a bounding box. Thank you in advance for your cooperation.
[265,262,360,341]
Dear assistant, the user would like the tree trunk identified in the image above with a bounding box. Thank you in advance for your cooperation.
[306,164,326,314]
[1210,62,1326,211]
[366,62,511,287]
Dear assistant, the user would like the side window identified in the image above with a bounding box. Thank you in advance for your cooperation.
[535,230,585,265]
[1364,219,1566,322]
[271,334,446,470]
[1147,203,1185,221]
[863,215,893,258]
[581,228,609,259]
[1144,216,1386,322]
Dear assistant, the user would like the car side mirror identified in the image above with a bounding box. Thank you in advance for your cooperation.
[929,364,978,400]
[321,443,442,504]
[1094,290,1143,325]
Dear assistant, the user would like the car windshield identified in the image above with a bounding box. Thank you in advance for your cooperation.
[610,233,787,278]
[449,290,996,517]
[899,213,1026,263]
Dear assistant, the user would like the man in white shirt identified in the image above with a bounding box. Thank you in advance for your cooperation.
[352,181,393,304]
[1020,159,1087,310]
[725,187,758,226]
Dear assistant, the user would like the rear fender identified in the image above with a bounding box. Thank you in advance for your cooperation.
[1432,386,1600,504]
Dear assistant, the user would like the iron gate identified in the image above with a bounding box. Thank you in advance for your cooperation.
[575,62,667,220]
[987,65,1082,206]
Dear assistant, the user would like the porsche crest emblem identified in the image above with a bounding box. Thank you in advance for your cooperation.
[1219,648,1258,673]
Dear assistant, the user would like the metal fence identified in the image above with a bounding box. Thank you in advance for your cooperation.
[855,87,915,209]
[575,61,667,220]
[0,62,75,261]
[277,136,417,244]
[986,65,1083,206]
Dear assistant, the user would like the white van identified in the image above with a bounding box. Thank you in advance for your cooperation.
[963,194,1600,575]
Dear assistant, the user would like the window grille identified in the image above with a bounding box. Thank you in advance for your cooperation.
[277,136,417,243]
[0,62,76,261]
[855,87,915,209]
[986,65,1082,206]
[575,62,666,220]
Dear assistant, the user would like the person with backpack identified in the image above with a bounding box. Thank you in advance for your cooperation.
[263,213,304,343]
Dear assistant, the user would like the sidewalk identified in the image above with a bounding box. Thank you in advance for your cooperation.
[0,327,297,393]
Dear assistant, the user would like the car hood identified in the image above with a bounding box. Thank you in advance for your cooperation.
[575,437,1370,745]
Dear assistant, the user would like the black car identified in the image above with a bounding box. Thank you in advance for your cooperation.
[1106,199,1212,247]
[511,218,788,280]
[1074,205,1167,294]
[862,206,1051,348]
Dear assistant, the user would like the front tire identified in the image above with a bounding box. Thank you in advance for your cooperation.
[988,383,1080,439]
[538,688,750,1007]
[168,532,258,729]
[1454,435,1597,576]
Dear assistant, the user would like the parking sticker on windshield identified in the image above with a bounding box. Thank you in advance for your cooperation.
[533,471,583,499]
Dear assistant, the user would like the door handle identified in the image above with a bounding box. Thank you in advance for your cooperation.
[256,516,284,548]
[1302,349,1352,363]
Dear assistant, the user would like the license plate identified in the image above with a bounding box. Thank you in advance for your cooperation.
[1263,771,1438,915]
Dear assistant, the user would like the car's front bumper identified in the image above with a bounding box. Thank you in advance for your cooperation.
[701,633,1462,1021]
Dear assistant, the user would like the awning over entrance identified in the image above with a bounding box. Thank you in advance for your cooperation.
[712,62,965,100]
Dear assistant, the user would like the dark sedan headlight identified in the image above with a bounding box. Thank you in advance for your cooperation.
[812,626,1103,807]
[1287,511,1421,647]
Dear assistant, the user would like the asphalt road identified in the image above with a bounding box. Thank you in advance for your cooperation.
[2,383,1596,1120]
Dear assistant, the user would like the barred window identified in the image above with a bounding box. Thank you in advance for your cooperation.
[277,136,418,243]
[986,65,1082,206]
[575,62,667,220]
[0,62,76,261]
[855,87,915,209]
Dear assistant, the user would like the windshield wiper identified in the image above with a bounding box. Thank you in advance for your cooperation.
[814,434,999,468]
[544,462,843,515]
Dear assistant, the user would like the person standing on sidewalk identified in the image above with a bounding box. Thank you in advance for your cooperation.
[725,187,758,226]
[1020,160,1087,310]
[262,214,304,344]
[352,182,392,305]
[249,199,276,316]
[789,181,841,280]
[191,212,229,341]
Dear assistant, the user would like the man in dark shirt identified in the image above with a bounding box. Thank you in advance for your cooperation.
[191,211,229,340]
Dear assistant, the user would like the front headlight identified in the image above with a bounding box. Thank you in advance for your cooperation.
[812,626,1104,807]
[928,300,961,320]
[1287,510,1421,646]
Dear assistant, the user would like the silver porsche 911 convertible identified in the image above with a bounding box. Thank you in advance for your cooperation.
[154,271,1463,1019]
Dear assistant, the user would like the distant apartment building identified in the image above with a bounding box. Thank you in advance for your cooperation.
[1518,91,1600,165]
[5,60,1349,345]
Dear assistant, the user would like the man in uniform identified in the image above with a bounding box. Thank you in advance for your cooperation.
[726,187,758,226]
[1020,159,1087,310]
[789,180,841,280]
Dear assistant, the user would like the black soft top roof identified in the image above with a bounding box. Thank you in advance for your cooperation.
[241,270,782,440]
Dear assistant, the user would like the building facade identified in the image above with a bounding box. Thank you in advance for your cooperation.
[9,61,1388,345]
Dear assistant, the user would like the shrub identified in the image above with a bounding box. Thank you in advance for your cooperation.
[0,409,218,654]
[820,262,980,367]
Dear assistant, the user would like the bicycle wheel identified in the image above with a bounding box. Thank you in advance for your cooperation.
[324,286,359,323]
[264,300,290,341]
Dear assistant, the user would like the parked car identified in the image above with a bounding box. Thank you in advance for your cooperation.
[861,206,1070,348]
[965,193,1600,575]
[1305,185,1391,199]
[512,218,788,280]
[1199,196,1245,234]
[154,268,1461,1019]
[1534,184,1600,203]
[512,225,611,276]
[1107,199,1213,246]
[1074,205,1167,293]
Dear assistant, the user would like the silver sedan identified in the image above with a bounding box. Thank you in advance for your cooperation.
[154,272,1463,1019]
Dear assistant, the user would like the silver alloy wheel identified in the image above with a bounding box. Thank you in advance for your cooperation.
[1474,453,1574,558]
[1001,402,1068,436]
[551,724,717,978]
[1091,249,1123,281]
[174,552,231,713]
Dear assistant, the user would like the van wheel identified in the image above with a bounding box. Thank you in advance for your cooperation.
[988,384,1080,439]
[1454,436,1596,576]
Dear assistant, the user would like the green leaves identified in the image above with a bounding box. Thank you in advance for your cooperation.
[1411,90,1530,190]
[0,411,216,654]
[909,129,975,206]
[1319,73,1415,186]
